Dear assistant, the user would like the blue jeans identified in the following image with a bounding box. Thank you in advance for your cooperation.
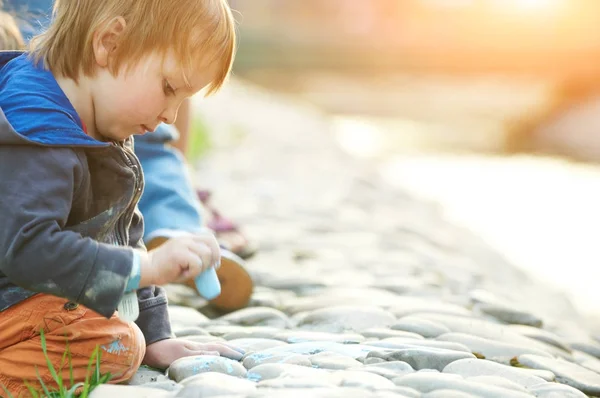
[11,1,205,242]
[134,125,205,242]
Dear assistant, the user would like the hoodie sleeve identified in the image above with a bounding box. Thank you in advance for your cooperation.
[0,145,133,318]
[128,207,174,344]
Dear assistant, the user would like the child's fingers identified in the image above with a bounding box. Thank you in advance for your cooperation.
[189,232,221,269]
[187,242,213,274]
[185,342,244,360]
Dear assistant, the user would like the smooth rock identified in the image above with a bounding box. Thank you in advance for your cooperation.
[391,316,451,338]
[168,355,247,382]
[362,328,424,340]
[355,361,415,380]
[528,382,589,398]
[274,330,365,344]
[517,354,600,395]
[176,372,257,396]
[172,326,209,338]
[475,303,543,327]
[379,386,421,397]
[437,332,552,363]
[204,325,281,339]
[178,335,226,344]
[242,351,312,369]
[570,338,600,360]
[246,363,330,382]
[508,325,572,352]
[368,347,475,371]
[334,370,396,390]
[248,387,377,398]
[387,297,472,318]
[414,313,554,354]
[225,338,288,353]
[393,372,534,397]
[257,377,337,389]
[127,366,169,385]
[573,349,600,374]
[242,341,381,360]
[370,337,471,353]
[89,385,172,397]
[443,358,547,388]
[309,351,363,370]
[297,305,396,332]
[364,357,387,365]
[217,307,291,328]
[422,390,478,398]
[167,305,210,327]
[466,375,529,393]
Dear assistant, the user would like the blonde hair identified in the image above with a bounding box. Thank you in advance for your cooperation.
[0,10,25,51]
[30,0,236,95]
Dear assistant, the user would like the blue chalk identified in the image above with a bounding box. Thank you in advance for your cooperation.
[195,267,221,299]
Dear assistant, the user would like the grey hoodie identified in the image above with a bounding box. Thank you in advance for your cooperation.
[0,52,172,345]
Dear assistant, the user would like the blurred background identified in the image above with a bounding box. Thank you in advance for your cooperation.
[193,0,600,321]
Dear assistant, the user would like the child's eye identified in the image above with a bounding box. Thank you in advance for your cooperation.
[163,79,175,95]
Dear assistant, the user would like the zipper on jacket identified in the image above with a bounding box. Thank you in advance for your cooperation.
[112,140,144,247]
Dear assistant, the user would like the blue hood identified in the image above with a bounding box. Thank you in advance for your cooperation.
[0,51,107,147]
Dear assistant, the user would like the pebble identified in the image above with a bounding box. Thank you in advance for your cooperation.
[437,332,552,363]
[309,351,364,370]
[217,307,292,328]
[167,305,210,327]
[354,361,415,379]
[443,358,547,388]
[393,372,534,397]
[516,354,600,396]
[391,316,451,338]
[369,337,471,353]
[225,338,288,353]
[274,330,365,344]
[168,355,247,382]
[362,328,425,340]
[177,372,257,396]
[368,347,475,371]
[297,305,396,332]
[475,303,543,327]
[89,385,173,397]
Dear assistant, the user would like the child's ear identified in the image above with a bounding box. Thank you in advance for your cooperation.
[92,16,126,68]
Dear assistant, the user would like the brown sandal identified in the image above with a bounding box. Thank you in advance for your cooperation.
[147,237,254,312]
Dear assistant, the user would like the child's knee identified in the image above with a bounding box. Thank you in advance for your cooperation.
[103,319,146,382]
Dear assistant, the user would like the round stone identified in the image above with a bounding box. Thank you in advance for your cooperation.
[168,355,247,382]
[437,332,553,364]
[368,347,475,371]
[443,358,547,388]
[309,351,363,370]
[516,354,600,396]
[391,316,451,338]
[217,307,292,328]
[297,305,396,333]
[178,372,257,396]
[274,330,365,344]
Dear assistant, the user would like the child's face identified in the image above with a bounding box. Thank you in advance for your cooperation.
[90,51,216,141]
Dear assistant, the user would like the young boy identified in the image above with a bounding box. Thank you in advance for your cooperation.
[3,0,254,313]
[0,0,243,395]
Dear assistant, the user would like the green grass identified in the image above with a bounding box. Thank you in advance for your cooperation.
[187,116,212,161]
[1,329,112,398]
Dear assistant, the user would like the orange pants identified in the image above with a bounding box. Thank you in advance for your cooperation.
[0,294,145,398]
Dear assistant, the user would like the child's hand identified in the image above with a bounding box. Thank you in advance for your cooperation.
[142,338,245,370]
[139,232,221,287]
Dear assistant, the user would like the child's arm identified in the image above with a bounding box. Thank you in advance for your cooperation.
[0,146,134,318]
[126,207,173,345]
